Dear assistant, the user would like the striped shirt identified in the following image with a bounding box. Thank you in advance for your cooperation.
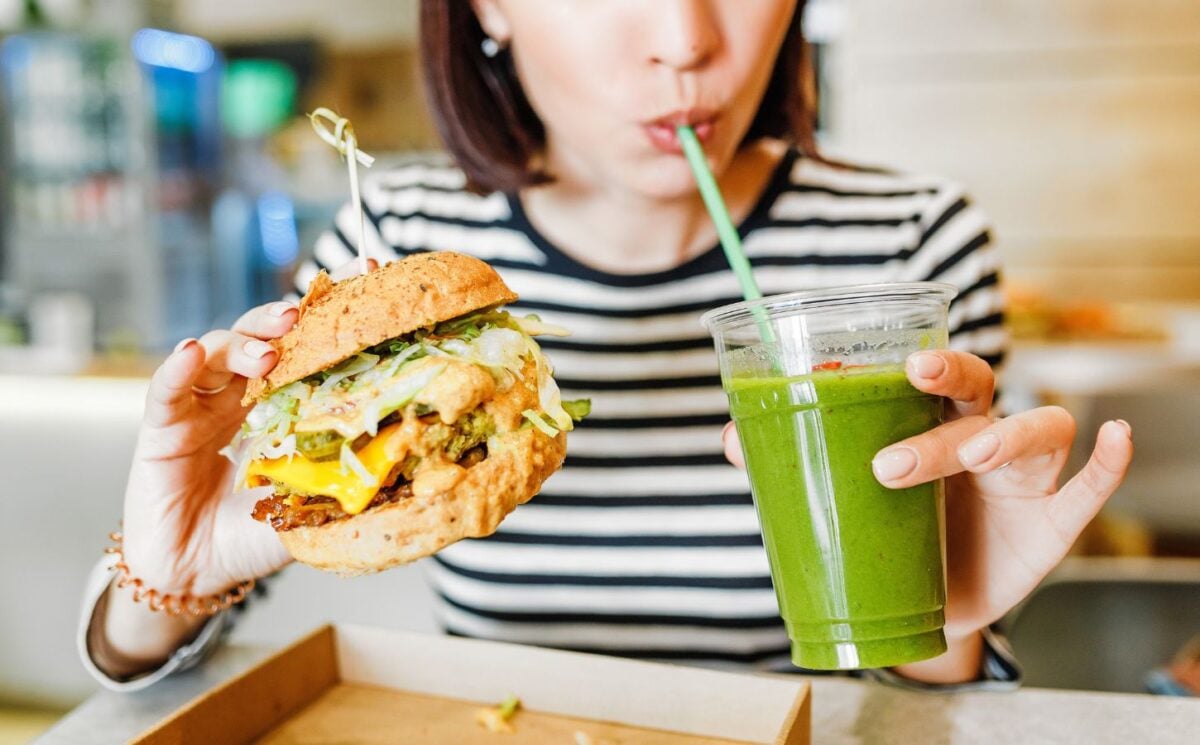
[294,148,1007,670]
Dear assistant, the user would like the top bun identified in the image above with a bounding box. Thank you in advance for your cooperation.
[243,252,518,404]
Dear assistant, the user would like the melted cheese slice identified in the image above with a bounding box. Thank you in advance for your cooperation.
[246,423,405,516]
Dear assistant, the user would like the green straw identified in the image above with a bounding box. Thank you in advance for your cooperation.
[677,126,763,302]
[678,125,775,349]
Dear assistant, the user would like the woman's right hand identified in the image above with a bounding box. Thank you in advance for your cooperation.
[118,299,301,598]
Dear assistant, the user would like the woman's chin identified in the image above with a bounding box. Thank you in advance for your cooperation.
[618,160,720,201]
[548,143,739,202]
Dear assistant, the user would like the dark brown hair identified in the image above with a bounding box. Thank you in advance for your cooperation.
[419,0,818,195]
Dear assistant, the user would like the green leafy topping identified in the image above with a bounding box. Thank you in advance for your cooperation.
[497,694,521,721]
[562,399,591,422]
[229,306,578,465]
[444,411,495,460]
[433,308,516,340]
[421,411,496,461]
[367,336,424,358]
[398,455,421,481]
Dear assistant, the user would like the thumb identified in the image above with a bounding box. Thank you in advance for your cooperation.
[1047,420,1133,542]
[722,422,745,469]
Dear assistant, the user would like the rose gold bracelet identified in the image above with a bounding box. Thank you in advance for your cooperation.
[104,530,254,617]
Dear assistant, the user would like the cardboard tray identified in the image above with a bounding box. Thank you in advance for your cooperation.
[133,624,810,744]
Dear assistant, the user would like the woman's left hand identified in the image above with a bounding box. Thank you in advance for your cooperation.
[722,349,1134,680]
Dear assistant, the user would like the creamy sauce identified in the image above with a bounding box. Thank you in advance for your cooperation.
[412,459,468,499]
[484,359,540,431]
[294,356,499,437]
[415,360,496,424]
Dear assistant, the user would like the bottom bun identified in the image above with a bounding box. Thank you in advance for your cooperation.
[277,427,566,575]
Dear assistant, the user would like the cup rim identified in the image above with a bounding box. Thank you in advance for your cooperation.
[699,281,959,331]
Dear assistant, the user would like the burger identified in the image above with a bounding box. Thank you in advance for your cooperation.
[223,252,587,575]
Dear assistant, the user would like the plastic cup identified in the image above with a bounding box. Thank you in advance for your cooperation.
[701,282,958,670]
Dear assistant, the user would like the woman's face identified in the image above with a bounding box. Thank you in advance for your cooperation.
[473,0,798,199]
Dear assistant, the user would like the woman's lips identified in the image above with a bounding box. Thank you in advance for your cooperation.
[642,110,717,155]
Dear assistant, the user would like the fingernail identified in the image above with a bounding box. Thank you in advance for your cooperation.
[243,340,274,359]
[173,337,197,354]
[909,352,946,380]
[1114,419,1132,438]
[873,447,918,482]
[959,432,1001,467]
[268,301,296,317]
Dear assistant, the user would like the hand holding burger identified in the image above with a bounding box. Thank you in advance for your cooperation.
[104,253,579,669]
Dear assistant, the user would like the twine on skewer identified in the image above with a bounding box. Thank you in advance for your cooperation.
[308,107,376,276]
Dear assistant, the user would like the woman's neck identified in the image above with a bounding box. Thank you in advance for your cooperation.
[519,139,786,275]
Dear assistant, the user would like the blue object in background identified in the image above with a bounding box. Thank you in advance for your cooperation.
[132,28,217,75]
[1145,668,1196,697]
[132,27,223,347]
[258,190,300,269]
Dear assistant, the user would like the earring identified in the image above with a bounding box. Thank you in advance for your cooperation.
[481,36,505,58]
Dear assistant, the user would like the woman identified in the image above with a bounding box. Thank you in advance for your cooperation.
[80,0,1132,690]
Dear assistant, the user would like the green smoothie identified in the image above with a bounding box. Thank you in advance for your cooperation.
[728,364,947,669]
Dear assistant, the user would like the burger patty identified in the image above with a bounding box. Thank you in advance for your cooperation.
[252,444,488,531]
[252,484,414,531]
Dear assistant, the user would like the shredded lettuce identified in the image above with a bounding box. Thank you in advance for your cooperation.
[351,344,423,391]
[511,315,570,337]
[339,441,378,487]
[228,307,584,465]
[521,409,560,438]
[238,383,306,461]
[439,327,526,382]
[357,360,446,436]
[524,336,572,431]
[318,353,379,392]
[258,433,298,461]
[439,312,582,434]
[368,336,418,357]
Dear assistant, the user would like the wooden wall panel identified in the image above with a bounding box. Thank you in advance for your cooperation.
[830,74,1200,240]
[844,0,1200,54]
[830,0,1200,301]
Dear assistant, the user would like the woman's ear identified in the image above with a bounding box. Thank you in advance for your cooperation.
[470,0,513,45]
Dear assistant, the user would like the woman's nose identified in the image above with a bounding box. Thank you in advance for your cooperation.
[647,0,721,72]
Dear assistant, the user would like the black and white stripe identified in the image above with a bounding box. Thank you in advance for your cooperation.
[295,149,1008,669]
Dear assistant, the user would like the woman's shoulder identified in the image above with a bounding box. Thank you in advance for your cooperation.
[768,150,992,260]
[782,152,975,217]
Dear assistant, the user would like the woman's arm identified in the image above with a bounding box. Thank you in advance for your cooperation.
[78,299,298,687]
[77,556,231,690]
[91,580,209,678]
[891,629,985,684]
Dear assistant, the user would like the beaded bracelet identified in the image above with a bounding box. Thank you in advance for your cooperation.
[104,530,254,617]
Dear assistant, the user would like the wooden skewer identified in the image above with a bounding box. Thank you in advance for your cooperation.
[308,107,376,276]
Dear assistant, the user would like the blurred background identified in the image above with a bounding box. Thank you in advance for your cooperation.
[2,0,1199,739]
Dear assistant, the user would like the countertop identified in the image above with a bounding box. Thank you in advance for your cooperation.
[33,642,1200,745]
